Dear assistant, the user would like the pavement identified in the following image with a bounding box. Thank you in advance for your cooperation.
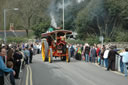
[19,54,128,85]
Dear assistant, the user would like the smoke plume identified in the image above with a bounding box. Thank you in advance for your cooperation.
[48,0,104,30]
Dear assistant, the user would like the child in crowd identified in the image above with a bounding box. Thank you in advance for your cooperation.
[7,61,15,85]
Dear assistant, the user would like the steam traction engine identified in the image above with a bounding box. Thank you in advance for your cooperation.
[41,30,72,63]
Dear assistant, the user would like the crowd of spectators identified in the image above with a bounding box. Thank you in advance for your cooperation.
[69,43,128,77]
[0,41,127,85]
[0,42,42,85]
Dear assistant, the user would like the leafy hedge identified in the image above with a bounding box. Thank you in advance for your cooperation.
[85,36,99,45]
[31,21,50,38]
[7,37,28,43]
[66,39,85,45]
[67,35,99,45]
[115,31,128,42]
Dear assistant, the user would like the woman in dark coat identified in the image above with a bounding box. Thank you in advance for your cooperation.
[29,48,33,63]
[13,48,22,79]
[107,47,119,71]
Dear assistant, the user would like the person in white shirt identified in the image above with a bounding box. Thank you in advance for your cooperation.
[39,43,42,53]
[103,48,110,68]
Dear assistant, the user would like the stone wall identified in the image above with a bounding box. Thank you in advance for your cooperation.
[0,30,27,38]
[104,42,128,48]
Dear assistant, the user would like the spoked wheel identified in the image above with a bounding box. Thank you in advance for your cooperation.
[66,48,70,63]
[48,48,53,63]
[41,40,48,62]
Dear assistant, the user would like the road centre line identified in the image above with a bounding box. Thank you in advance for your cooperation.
[26,66,29,85]
[25,65,33,85]
[28,65,33,85]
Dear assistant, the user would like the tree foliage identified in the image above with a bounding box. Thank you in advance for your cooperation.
[0,0,128,42]
[75,0,128,42]
[32,20,50,38]
[0,0,51,36]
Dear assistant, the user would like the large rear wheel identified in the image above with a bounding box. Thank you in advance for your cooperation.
[41,40,48,62]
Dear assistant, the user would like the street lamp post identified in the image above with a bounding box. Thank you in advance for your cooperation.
[3,8,19,44]
[4,9,7,44]
[63,0,64,30]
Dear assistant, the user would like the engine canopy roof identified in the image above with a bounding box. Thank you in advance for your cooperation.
[41,30,72,38]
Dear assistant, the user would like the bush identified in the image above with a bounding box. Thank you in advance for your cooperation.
[67,35,99,45]
[31,21,50,38]
[104,37,111,42]
[67,35,100,45]
[66,39,85,45]
[85,36,99,45]
[115,31,128,42]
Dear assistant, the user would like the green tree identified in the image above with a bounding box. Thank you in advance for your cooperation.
[0,0,51,36]
[75,0,128,42]
[105,0,128,28]
[75,0,105,40]
[32,20,50,38]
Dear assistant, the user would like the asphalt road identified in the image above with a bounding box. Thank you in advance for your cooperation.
[22,54,128,85]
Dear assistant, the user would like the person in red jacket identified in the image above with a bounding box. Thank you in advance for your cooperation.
[96,44,101,64]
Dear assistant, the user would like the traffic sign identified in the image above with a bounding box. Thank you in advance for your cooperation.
[99,36,104,42]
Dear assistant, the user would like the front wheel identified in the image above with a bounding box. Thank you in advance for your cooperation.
[49,48,53,63]
[41,41,48,62]
[66,48,70,63]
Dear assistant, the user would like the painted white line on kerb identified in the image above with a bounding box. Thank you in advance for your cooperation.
[93,63,124,76]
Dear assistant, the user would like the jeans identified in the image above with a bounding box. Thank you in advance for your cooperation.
[101,59,104,67]
[120,60,124,73]
[104,58,108,68]
[92,56,96,63]
[98,57,101,64]
[71,51,74,57]
[123,63,128,77]
[25,57,29,64]
[90,57,92,62]
[85,54,89,62]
